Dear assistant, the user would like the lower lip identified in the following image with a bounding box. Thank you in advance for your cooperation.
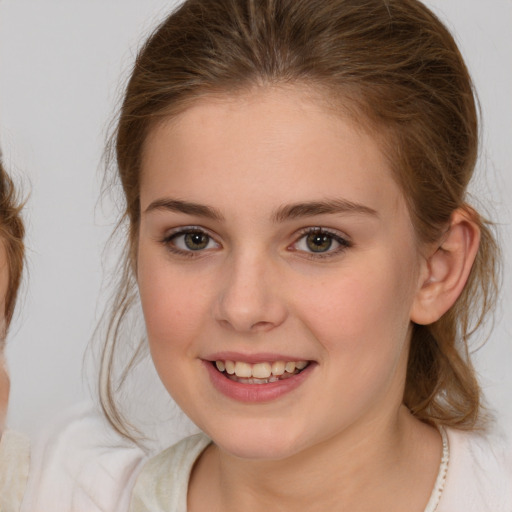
[203,361,315,403]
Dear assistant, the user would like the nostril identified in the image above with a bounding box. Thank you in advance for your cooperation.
[249,320,274,332]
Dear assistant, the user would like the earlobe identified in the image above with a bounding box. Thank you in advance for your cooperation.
[411,208,481,325]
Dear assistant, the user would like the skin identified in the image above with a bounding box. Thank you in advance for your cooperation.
[137,86,443,511]
[0,242,9,433]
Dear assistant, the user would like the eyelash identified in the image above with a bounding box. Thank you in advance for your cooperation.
[160,226,352,259]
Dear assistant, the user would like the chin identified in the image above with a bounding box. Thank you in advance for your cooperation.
[204,419,311,461]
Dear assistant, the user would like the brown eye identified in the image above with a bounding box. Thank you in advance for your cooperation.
[306,232,333,253]
[184,232,210,250]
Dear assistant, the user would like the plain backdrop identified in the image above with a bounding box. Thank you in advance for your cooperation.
[0,0,511,438]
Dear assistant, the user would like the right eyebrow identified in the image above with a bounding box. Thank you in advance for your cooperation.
[144,198,225,221]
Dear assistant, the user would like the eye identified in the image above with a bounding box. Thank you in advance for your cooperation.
[292,228,350,257]
[164,228,220,254]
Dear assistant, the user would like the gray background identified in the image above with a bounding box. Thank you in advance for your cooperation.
[0,0,511,437]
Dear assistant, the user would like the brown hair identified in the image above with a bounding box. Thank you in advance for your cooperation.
[102,0,499,438]
[0,158,25,334]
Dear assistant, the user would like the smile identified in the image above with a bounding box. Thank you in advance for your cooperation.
[205,357,314,403]
[214,360,309,384]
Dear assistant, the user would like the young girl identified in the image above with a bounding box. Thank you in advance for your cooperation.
[99,0,510,510]
[0,158,27,511]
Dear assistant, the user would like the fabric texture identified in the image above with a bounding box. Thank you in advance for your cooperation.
[129,434,210,512]
[129,427,512,512]
[20,402,147,512]
[0,431,30,512]
[438,427,512,511]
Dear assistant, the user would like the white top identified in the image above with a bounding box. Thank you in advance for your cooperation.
[130,434,210,512]
[129,427,512,512]
[0,431,30,512]
[20,402,147,512]
[18,403,512,512]
[440,427,512,510]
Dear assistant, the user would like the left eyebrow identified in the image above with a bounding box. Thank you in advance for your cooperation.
[271,199,378,223]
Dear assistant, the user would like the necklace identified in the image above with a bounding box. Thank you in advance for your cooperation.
[423,426,449,512]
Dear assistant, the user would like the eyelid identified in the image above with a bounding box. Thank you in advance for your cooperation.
[162,224,215,239]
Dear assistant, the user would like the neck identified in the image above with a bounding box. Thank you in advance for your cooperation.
[189,406,442,512]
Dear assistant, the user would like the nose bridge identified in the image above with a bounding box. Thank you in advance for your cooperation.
[214,245,287,332]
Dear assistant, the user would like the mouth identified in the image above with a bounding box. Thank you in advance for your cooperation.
[204,356,315,402]
[212,359,310,384]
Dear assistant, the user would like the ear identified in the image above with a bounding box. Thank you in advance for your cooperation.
[411,208,480,325]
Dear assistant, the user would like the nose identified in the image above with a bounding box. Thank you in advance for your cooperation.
[213,251,288,333]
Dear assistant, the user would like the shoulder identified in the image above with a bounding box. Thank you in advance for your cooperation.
[20,402,147,512]
[0,431,30,512]
[130,433,211,512]
[439,426,512,511]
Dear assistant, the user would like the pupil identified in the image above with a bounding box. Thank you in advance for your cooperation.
[185,232,208,250]
[307,233,332,252]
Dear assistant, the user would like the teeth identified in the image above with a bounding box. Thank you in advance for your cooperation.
[234,361,252,378]
[252,362,272,379]
[225,360,235,375]
[215,359,309,380]
[271,361,285,376]
[285,362,296,373]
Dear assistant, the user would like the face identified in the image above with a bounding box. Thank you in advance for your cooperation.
[0,242,9,432]
[137,87,426,460]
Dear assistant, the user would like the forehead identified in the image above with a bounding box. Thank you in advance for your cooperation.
[140,86,406,219]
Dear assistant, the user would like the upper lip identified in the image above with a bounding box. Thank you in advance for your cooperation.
[203,352,313,364]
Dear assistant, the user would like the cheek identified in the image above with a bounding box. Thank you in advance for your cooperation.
[294,255,416,368]
[291,261,416,422]
[137,251,211,359]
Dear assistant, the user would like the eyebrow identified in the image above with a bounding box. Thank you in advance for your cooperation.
[144,197,377,222]
[144,198,225,221]
[271,199,378,222]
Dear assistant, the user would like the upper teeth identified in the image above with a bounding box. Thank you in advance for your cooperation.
[215,360,308,379]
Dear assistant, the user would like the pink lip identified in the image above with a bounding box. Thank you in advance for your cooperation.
[203,359,316,403]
